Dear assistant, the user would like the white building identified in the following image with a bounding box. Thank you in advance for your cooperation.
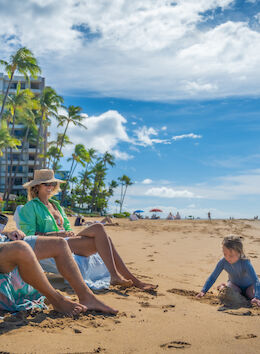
[0,73,46,195]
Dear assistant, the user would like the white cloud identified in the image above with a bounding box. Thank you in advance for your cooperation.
[145,187,198,198]
[172,133,202,141]
[56,110,132,159]
[134,126,170,146]
[142,178,153,184]
[1,1,260,100]
[112,149,133,160]
[161,126,167,131]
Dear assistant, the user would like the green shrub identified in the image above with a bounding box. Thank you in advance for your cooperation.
[113,213,128,218]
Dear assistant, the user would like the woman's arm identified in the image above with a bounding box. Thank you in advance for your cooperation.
[19,203,37,236]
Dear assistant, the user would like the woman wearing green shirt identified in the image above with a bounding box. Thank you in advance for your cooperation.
[20,169,156,291]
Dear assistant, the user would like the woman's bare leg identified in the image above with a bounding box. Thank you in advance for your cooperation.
[76,224,157,290]
[71,224,132,287]
[33,237,118,314]
[0,241,85,316]
[108,237,157,290]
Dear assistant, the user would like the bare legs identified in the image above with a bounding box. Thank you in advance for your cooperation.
[33,237,118,314]
[72,223,157,290]
[0,241,86,316]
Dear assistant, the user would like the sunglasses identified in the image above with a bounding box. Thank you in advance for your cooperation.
[41,182,57,187]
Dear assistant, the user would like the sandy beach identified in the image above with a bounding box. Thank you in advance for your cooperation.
[0,217,260,353]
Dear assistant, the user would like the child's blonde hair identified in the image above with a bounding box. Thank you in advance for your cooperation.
[222,235,246,259]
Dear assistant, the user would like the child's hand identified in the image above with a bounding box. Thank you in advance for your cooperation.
[196,291,205,298]
[251,298,260,307]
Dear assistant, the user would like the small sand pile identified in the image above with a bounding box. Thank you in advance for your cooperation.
[218,287,250,308]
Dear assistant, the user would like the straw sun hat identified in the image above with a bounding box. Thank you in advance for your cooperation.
[23,169,66,189]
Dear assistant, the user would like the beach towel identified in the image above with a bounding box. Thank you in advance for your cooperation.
[14,207,110,291]
[0,267,46,312]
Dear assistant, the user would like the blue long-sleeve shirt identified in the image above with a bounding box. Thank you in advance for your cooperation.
[202,257,260,299]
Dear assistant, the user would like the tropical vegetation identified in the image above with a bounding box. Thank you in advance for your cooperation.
[0,47,133,214]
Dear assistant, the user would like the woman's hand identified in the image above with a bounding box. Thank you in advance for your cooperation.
[251,298,260,307]
[7,229,26,241]
[196,291,205,298]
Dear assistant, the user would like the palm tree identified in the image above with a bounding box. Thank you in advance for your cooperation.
[101,151,115,168]
[5,97,38,201]
[115,199,121,213]
[33,86,64,169]
[118,175,133,213]
[0,121,21,196]
[50,133,72,170]
[61,144,90,204]
[53,105,87,170]
[4,84,36,197]
[90,161,106,212]
[0,47,41,122]
[0,121,21,156]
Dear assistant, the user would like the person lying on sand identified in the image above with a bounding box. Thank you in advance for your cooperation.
[0,230,117,315]
[196,235,260,307]
[84,216,119,227]
[19,169,157,292]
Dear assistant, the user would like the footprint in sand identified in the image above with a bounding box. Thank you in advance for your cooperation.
[160,341,191,349]
[235,334,257,340]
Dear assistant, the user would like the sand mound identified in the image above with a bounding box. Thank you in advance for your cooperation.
[218,287,250,309]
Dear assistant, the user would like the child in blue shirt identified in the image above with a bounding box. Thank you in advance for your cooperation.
[197,235,260,307]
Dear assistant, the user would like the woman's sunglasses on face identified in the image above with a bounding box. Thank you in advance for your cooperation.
[41,182,57,187]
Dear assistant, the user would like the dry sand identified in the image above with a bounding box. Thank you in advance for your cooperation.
[1,217,260,353]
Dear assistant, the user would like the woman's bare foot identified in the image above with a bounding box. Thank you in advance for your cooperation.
[79,295,118,315]
[51,293,87,316]
[110,275,133,288]
[134,281,158,291]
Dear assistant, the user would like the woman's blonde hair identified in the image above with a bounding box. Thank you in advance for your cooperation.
[222,235,247,259]
[28,183,61,201]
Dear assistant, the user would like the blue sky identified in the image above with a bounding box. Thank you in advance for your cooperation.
[1,0,260,218]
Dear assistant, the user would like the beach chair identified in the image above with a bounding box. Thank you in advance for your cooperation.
[14,206,110,290]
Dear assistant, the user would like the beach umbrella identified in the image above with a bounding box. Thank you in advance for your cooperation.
[134,210,144,213]
[149,208,163,212]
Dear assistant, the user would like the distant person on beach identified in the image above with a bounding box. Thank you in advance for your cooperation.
[19,169,156,292]
[208,211,211,220]
[175,212,181,220]
[84,216,119,227]
[196,235,260,307]
[166,212,174,220]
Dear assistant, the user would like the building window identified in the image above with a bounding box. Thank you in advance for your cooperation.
[31,82,40,90]
[10,82,17,89]
[28,167,34,173]
[14,178,22,185]
[20,82,26,89]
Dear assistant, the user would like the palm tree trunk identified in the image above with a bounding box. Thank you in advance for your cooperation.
[119,183,123,213]
[3,147,8,201]
[120,185,128,213]
[6,109,17,198]
[60,158,75,204]
[0,71,14,122]
[43,126,48,168]
[53,121,69,171]
[33,111,44,170]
